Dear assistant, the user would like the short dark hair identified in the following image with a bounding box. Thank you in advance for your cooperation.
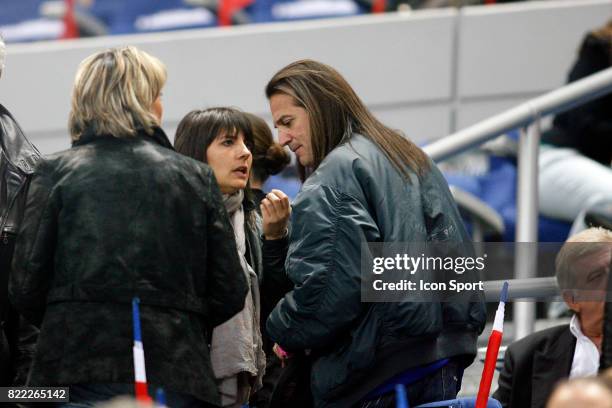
[174,107,256,222]
[174,107,254,164]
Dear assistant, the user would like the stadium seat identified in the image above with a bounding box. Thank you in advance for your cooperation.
[88,0,217,35]
[444,155,571,242]
[0,0,63,42]
[247,0,366,23]
[415,397,502,408]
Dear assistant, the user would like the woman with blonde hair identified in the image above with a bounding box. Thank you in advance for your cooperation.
[9,46,247,407]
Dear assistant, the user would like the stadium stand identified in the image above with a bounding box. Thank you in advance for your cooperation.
[0,0,562,42]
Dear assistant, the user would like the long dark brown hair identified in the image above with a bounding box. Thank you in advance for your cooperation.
[265,59,429,181]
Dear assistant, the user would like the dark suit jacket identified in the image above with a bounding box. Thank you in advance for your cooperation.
[493,325,576,408]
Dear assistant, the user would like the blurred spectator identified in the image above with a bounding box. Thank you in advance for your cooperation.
[9,46,247,407]
[546,378,612,408]
[0,33,40,388]
[494,227,612,408]
[539,20,612,224]
[245,112,291,207]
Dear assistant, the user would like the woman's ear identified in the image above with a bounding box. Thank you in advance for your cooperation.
[562,289,580,313]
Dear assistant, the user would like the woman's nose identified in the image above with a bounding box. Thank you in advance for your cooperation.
[237,142,251,159]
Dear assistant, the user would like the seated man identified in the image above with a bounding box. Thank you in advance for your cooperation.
[493,227,612,408]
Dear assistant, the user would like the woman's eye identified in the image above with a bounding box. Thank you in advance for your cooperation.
[222,139,233,146]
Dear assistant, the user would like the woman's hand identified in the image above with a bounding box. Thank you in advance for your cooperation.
[261,189,291,240]
[273,343,292,368]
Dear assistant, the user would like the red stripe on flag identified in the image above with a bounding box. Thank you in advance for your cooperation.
[135,382,152,404]
[218,0,254,26]
[476,330,503,408]
[62,0,78,39]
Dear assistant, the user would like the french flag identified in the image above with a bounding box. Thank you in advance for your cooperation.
[475,281,508,408]
[132,297,152,404]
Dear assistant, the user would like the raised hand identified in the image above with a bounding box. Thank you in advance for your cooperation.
[261,189,291,240]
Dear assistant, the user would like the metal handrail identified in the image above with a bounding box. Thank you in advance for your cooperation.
[483,278,558,302]
[423,66,612,339]
[423,66,612,162]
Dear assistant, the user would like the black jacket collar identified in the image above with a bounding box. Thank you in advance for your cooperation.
[531,326,576,408]
[72,126,174,150]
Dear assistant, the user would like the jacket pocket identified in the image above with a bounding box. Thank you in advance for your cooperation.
[310,307,381,400]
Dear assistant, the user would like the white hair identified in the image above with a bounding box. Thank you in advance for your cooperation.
[0,34,5,79]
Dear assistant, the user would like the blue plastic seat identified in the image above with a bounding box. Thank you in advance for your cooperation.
[444,155,571,242]
[247,0,366,23]
[0,0,63,43]
[87,0,217,35]
[415,397,502,408]
[0,0,45,25]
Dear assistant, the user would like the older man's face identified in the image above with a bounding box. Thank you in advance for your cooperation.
[571,248,611,299]
[565,246,612,339]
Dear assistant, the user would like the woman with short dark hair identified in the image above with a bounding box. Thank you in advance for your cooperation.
[175,107,290,408]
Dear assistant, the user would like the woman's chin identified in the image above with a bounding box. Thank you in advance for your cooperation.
[220,184,246,195]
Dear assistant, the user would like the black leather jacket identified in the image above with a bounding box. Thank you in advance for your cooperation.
[0,103,41,386]
[9,128,248,404]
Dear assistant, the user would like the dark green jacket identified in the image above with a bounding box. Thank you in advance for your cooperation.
[267,134,486,407]
[9,128,247,406]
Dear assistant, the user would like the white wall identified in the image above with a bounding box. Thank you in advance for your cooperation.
[0,0,610,154]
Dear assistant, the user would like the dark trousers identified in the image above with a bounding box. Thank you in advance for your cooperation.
[358,360,463,408]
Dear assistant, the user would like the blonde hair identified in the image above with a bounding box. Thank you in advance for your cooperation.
[556,227,612,290]
[69,46,167,141]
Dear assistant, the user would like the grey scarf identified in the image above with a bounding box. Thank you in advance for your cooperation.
[210,190,266,406]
